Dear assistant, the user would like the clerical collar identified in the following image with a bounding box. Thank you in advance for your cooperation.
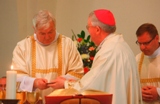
[96,33,114,51]
[147,46,160,58]
[34,31,59,46]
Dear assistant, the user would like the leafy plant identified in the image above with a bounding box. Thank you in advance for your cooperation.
[72,30,97,74]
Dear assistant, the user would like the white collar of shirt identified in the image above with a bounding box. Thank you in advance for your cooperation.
[96,33,114,51]
[147,46,160,58]
[34,31,59,46]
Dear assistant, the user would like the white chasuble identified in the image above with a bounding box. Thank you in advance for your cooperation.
[11,34,84,102]
[136,52,160,104]
[66,34,142,104]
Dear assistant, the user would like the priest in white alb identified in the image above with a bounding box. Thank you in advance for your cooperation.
[11,10,84,103]
[136,23,160,104]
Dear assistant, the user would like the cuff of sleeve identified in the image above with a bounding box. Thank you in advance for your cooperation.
[19,76,36,92]
[62,74,79,80]
[64,80,76,89]
[64,80,69,89]
[157,87,160,97]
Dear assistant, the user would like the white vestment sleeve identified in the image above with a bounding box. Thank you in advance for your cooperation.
[64,34,142,104]
[64,80,69,88]
[62,74,79,80]
[157,88,160,97]
[17,76,35,92]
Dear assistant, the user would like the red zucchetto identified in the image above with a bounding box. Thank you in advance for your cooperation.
[94,9,115,26]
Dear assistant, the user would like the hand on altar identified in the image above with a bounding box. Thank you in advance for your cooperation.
[33,78,48,90]
[47,77,66,89]
[142,86,158,102]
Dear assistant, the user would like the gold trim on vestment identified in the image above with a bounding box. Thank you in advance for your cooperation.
[139,52,160,84]
[57,34,62,76]
[31,36,36,77]
[31,35,62,77]
[15,70,28,74]
[34,68,59,74]
[68,71,83,79]
[141,78,160,83]
[138,53,144,78]
[30,35,83,79]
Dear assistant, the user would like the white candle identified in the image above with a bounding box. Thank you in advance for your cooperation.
[6,70,17,99]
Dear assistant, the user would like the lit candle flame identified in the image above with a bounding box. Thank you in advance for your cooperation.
[11,65,13,69]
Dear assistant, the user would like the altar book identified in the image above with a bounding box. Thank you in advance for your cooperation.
[45,88,112,104]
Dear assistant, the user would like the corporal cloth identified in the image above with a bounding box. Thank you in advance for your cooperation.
[65,33,142,104]
[136,47,160,104]
[11,33,84,102]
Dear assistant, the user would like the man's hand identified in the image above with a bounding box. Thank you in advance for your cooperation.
[33,78,48,90]
[47,77,66,89]
[142,86,159,102]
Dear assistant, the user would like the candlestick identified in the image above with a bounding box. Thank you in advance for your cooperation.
[6,70,17,99]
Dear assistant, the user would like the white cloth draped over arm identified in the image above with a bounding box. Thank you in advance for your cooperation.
[17,75,35,92]
[11,36,38,92]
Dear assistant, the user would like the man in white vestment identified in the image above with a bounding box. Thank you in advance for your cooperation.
[11,10,84,103]
[135,23,160,104]
[52,9,142,104]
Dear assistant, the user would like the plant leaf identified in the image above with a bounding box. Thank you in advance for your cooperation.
[81,30,85,38]
[86,35,90,42]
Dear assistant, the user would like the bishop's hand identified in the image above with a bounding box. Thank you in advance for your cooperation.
[47,77,66,89]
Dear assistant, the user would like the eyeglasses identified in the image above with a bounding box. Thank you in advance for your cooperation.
[86,25,96,30]
[136,36,155,46]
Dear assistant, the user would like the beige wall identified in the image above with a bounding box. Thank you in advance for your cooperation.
[0,0,160,76]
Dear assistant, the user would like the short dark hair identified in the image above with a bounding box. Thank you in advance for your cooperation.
[136,23,159,38]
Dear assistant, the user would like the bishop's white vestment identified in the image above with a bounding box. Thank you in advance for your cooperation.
[65,33,142,104]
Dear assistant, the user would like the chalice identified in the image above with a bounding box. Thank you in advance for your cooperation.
[26,91,39,104]
[16,91,26,104]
